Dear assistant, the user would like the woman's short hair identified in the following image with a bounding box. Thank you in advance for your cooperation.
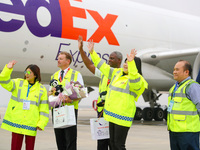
[24,64,41,82]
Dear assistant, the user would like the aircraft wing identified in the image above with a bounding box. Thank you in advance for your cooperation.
[141,48,200,79]
[138,48,200,106]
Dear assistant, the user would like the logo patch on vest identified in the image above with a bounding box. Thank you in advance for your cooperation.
[120,82,126,85]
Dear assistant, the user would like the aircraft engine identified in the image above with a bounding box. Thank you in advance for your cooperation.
[192,51,200,80]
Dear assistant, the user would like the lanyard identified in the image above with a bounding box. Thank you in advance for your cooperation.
[27,84,33,98]
[172,83,178,98]
[107,79,110,86]
[59,68,70,82]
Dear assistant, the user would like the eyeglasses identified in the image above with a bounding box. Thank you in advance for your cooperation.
[24,71,31,75]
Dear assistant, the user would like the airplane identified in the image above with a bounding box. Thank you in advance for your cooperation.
[1,0,200,121]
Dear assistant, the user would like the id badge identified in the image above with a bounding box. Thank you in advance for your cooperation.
[167,100,174,113]
[23,100,30,110]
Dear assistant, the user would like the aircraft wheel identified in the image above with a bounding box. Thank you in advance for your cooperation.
[164,108,167,121]
[142,107,154,121]
[154,108,164,121]
[134,107,142,120]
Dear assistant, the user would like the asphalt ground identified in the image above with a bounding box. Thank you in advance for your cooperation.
[0,108,170,150]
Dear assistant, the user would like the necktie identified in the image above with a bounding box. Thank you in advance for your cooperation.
[60,70,64,82]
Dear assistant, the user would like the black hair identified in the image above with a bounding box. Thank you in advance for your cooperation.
[24,64,41,82]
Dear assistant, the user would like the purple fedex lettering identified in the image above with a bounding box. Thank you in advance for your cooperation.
[55,43,109,66]
[25,0,62,37]
[0,0,24,32]
[102,53,109,64]
[70,50,79,63]
[0,0,62,37]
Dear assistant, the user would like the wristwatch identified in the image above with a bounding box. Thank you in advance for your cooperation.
[70,100,73,104]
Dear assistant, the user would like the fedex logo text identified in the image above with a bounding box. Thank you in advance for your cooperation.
[57,43,109,67]
[0,0,119,46]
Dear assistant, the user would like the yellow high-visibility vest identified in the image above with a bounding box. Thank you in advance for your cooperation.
[91,50,148,127]
[0,65,49,136]
[167,79,200,132]
[97,74,109,113]
[51,68,79,109]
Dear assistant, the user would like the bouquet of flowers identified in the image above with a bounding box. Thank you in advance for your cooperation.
[49,79,88,107]
[63,81,88,99]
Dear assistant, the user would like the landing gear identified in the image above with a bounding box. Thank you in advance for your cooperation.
[134,107,166,121]
[142,107,154,121]
[154,108,164,121]
[136,88,167,121]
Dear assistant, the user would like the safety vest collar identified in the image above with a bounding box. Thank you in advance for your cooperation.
[52,69,76,83]
[169,79,193,99]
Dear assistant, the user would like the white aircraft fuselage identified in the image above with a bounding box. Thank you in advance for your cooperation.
[1,0,200,112]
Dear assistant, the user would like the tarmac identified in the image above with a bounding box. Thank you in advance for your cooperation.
[0,108,170,150]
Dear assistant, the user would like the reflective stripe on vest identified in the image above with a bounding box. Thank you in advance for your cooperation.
[168,79,200,132]
[169,80,193,98]
[104,109,133,121]
[10,80,16,92]
[97,60,114,79]
[0,79,11,84]
[12,81,48,108]
[109,70,138,98]
[108,68,114,79]
[37,86,43,106]
[40,112,49,117]
[17,80,23,102]
[130,77,141,83]
[0,79,16,92]
[3,119,37,131]
[71,70,75,81]
[169,81,196,118]
[170,110,198,115]
[97,59,104,69]
[98,74,105,95]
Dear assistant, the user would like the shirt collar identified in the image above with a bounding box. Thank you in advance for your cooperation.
[176,76,191,86]
[60,67,70,74]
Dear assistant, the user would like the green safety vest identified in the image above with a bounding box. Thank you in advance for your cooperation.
[0,65,49,136]
[97,74,109,113]
[91,50,148,127]
[167,79,200,132]
[51,68,79,109]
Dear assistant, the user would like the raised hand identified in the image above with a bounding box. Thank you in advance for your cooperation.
[7,60,17,69]
[127,49,137,62]
[87,40,94,54]
[78,35,83,50]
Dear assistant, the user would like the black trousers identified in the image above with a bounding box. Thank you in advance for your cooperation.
[109,122,130,150]
[97,110,110,150]
[169,131,199,150]
[53,109,78,150]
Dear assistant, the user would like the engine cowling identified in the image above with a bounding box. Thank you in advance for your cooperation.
[193,51,200,80]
